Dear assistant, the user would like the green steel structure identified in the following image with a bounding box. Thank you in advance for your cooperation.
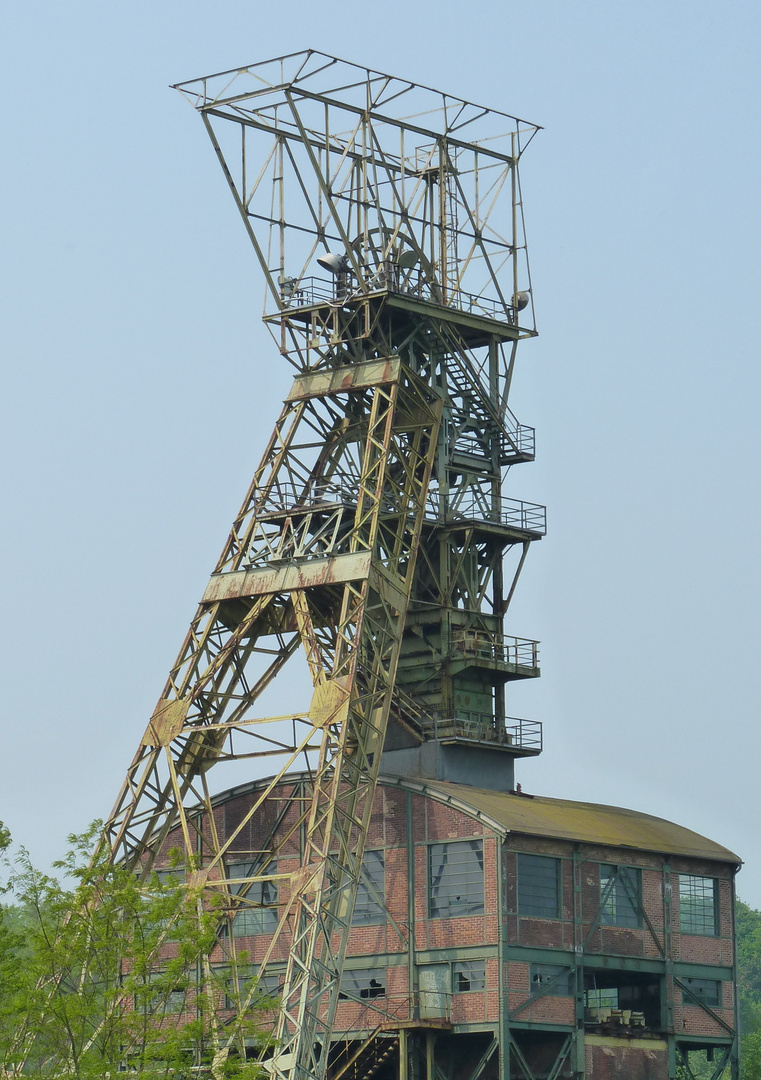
[90,51,544,1080]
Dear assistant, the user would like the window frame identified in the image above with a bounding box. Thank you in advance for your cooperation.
[338,967,386,1001]
[352,849,386,926]
[678,874,719,937]
[529,963,574,996]
[227,857,279,937]
[428,839,485,919]
[452,960,486,993]
[586,987,619,1010]
[220,965,282,1010]
[133,972,187,1015]
[599,864,642,929]
[516,853,562,919]
[680,977,722,1009]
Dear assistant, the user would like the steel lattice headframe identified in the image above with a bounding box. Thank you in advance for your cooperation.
[22,51,545,1080]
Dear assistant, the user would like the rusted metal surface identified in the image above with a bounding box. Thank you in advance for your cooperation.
[287,358,401,401]
[202,552,373,603]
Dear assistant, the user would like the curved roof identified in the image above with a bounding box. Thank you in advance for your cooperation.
[381,776,741,865]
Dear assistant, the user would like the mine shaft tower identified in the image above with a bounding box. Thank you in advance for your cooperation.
[103,52,544,1080]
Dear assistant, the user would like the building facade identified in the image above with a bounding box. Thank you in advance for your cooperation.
[161,772,740,1080]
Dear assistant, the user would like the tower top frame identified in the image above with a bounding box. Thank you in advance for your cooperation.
[174,50,541,341]
[173,49,542,147]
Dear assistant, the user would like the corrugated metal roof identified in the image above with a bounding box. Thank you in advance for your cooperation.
[390,778,741,864]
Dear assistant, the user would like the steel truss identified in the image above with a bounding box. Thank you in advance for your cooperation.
[74,51,544,1080]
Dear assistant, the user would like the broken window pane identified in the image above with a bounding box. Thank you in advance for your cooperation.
[453,960,486,992]
[530,964,573,995]
[681,978,721,1008]
[352,850,385,925]
[339,967,386,1000]
[429,840,484,918]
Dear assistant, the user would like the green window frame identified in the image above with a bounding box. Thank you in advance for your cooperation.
[227,858,279,936]
[352,850,385,925]
[339,967,386,1001]
[453,960,486,992]
[679,875,718,936]
[517,853,561,918]
[681,978,721,1008]
[221,965,282,1010]
[586,987,619,1010]
[133,973,186,1014]
[530,963,573,996]
[600,864,642,929]
[429,840,484,918]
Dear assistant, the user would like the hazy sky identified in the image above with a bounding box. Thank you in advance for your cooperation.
[2,2,760,904]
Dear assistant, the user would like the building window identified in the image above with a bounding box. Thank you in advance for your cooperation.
[152,867,185,888]
[228,859,278,936]
[530,964,573,996]
[134,974,186,1014]
[679,875,718,936]
[453,961,486,992]
[586,987,619,1010]
[600,865,642,928]
[681,978,721,1008]
[222,966,282,1010]
[352,850,385,925]
[517,854,561,918]
[339,968,386,1001]
[429,840,484,918]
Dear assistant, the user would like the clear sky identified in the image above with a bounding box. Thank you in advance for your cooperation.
[2,1,760,903]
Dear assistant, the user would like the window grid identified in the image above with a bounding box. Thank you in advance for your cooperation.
[530,963,573,996]
[339,968,386,1000]
[134,974,187,1014]
[586,987,618,1010]
[222,966,282,1010]
[228,858,279,937]
[517,854,561,918]
[453,960,486,993]
[681,978,721,1008]
[679,875,718,936]
[352,850,385,925]
[600,865,642,929]
[429,840,485,919]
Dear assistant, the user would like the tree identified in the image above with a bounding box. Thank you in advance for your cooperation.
[0,823,272,1079]
[738,900,761,1080]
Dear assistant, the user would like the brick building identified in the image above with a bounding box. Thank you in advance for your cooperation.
[175,765,740,1080]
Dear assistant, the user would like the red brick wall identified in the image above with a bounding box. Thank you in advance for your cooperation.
[153,777,738,1045]
[586,1039,668,1079]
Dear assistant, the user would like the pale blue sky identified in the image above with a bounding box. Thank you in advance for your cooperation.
[2,2,760,902]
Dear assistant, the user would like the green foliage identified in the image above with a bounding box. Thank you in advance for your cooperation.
[0,821,271,1079]
[738,899,761,1080]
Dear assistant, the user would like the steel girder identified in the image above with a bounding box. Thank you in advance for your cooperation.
[100,356,441,1080]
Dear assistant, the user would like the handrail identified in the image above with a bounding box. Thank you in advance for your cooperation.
[423,714,543,752]
[450,630,540,669]
[254,481,546,535]
[427,492,546,534]
[279,265,523,328]
[335,990,453,1032]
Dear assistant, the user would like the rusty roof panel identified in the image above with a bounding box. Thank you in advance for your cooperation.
[394,779,741,864]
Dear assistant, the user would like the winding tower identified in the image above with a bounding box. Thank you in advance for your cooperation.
[103,52,546,1080]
